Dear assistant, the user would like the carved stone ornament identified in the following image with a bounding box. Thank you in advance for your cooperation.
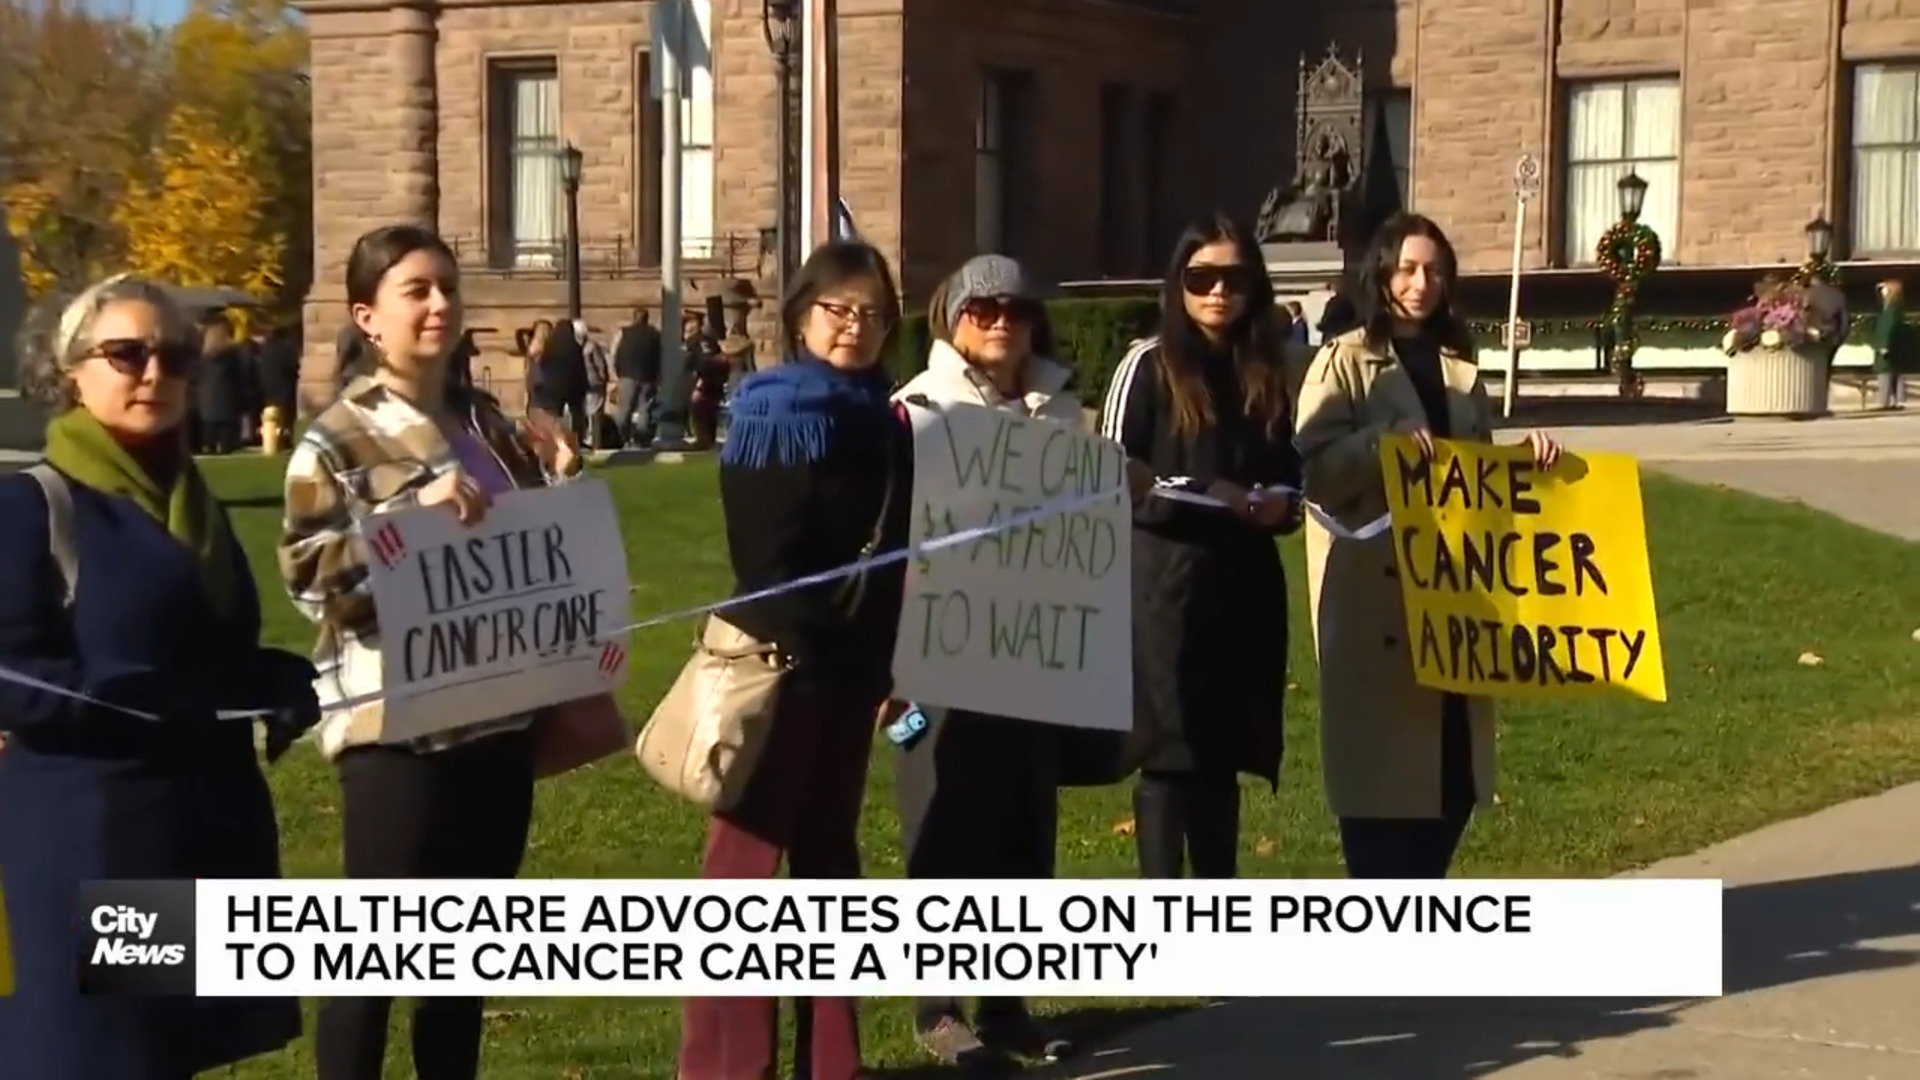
[1256,44,1366,245]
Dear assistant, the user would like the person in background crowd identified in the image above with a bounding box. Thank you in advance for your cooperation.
[677,241,912,1080]
[1316,291,1359,339]
[195,314,245,454]
[533,318,590,445]
[522,318,552,416]
[887,254,1119,1068]
[1873,278,1914,409]
[575,318,612,450]
[689,333,737,449]
[0,274,318,1079]
[1100,212,1302,880]
[1294,212,1560,879]
[612,308,662,447]
[255,322,303,433]
[279,224,582,1080]
[1285,300,1310,344]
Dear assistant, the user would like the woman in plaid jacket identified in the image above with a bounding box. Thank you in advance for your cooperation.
[276,224,582,1080]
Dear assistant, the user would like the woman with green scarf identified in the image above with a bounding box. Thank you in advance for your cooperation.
[0,274,320,1079]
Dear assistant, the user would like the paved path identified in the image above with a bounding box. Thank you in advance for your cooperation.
[1040,410,1920,1079]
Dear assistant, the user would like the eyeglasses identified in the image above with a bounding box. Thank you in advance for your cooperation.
[90,338,197,378]
[960,296,1041,327]
[1181,264,1256,297]
[815,300,891,329]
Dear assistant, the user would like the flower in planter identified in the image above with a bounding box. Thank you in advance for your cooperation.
[1723,274,1826,355]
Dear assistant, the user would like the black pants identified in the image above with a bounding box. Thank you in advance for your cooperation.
[895,708,1058,1026]
[315,729,536,1080]
[1339,693,1476,878]
[1338,809,1473,878]
[1133,769,1241,879]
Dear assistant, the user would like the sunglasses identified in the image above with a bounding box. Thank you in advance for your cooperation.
[960,296,1041,327]
[1181,264,1256,297]
[90,338,197,378]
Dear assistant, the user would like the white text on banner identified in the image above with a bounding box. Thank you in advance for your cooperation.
[194,879,1722,999]
[362,480,633,741]
[889,401,1133,731]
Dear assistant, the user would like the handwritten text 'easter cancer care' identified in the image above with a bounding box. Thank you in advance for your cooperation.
[910,412,1122,672]
[1390,448,1648,687]
[399,523,609,682]
[219,890,1532,986]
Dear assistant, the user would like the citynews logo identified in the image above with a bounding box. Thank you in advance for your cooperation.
[79,880,196,996]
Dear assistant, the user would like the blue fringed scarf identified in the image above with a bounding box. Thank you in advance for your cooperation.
[719,353,894,468]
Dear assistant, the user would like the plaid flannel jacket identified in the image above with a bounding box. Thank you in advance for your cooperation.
[278,376,575,758]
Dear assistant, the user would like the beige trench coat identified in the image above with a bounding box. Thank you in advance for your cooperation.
[1293,327,1498,820]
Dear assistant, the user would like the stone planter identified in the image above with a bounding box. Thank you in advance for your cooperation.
[1725,345,1829,418]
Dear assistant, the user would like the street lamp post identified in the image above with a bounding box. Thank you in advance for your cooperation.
[1797,215,1837,286]
[763,0,799,295]
[1596,170,1662,398]
[558,143,584,320]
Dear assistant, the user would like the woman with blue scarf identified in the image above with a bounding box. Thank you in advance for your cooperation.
[677,241,912,1080]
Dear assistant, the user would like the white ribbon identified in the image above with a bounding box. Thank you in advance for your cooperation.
[0,483,1131,722]
[1149,481,1392,541]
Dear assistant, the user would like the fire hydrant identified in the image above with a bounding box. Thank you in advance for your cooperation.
[261,405,286,455]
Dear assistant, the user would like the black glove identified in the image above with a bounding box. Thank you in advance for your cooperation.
[250,648,322,764]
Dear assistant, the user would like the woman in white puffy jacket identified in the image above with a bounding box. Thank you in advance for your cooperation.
[884,254,1086,1068]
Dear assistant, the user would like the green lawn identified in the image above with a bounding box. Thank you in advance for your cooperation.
[195,453,1920,1079]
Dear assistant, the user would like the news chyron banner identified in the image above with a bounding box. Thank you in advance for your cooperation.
[78,880,1725,999]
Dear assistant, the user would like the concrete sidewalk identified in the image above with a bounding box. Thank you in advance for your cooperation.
[1039,410,1920,1079]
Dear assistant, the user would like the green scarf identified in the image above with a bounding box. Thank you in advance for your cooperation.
[42,408,236,618]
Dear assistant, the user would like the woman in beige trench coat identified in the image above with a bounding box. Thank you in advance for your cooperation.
[1293,213,1560,878]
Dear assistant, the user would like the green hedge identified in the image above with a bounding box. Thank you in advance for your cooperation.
[888,300,1909,400]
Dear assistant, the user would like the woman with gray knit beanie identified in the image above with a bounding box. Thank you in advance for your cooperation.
[884,254,1119,1069]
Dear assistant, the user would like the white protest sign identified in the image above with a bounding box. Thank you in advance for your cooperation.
[362,479,633,741]
[891,402,1132,731]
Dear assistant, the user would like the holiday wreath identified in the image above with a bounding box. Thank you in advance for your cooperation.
[1596,220,1663,378]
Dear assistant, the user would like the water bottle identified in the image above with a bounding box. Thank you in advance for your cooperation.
[885,704,931,748]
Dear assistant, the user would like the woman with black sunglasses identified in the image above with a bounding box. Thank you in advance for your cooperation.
[1098,213,1303,879]
[0,275,319,1079]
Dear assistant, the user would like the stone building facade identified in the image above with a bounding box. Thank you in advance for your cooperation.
[1338,0,1920,275]
[296,0,1920,406]
[295,0,1253,409]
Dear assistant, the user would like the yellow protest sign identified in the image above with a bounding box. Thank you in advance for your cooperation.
[1379,435,1666,702]
[0,873,12,996]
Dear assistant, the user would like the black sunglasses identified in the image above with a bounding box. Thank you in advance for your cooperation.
[960,296,1042,326]
[1181,264,1256,297]
[90,338,197,378]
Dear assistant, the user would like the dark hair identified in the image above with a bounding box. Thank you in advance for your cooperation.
[1155,212,1289,438]
[779,240,902,357]
[1354,212,1474,356]
[345,223,457,307]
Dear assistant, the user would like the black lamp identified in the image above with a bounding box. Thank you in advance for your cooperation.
[558,143,584,318]
[762,0,797,57]
[1805,216,1834,260]
[1616,171,1648,220]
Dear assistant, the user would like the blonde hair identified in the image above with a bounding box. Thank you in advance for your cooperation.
[16,273,191,411]
[1881,279,1904,303]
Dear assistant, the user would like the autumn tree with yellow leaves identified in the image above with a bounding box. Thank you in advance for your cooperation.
[1,0,309,306]
[116,106,287,298]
